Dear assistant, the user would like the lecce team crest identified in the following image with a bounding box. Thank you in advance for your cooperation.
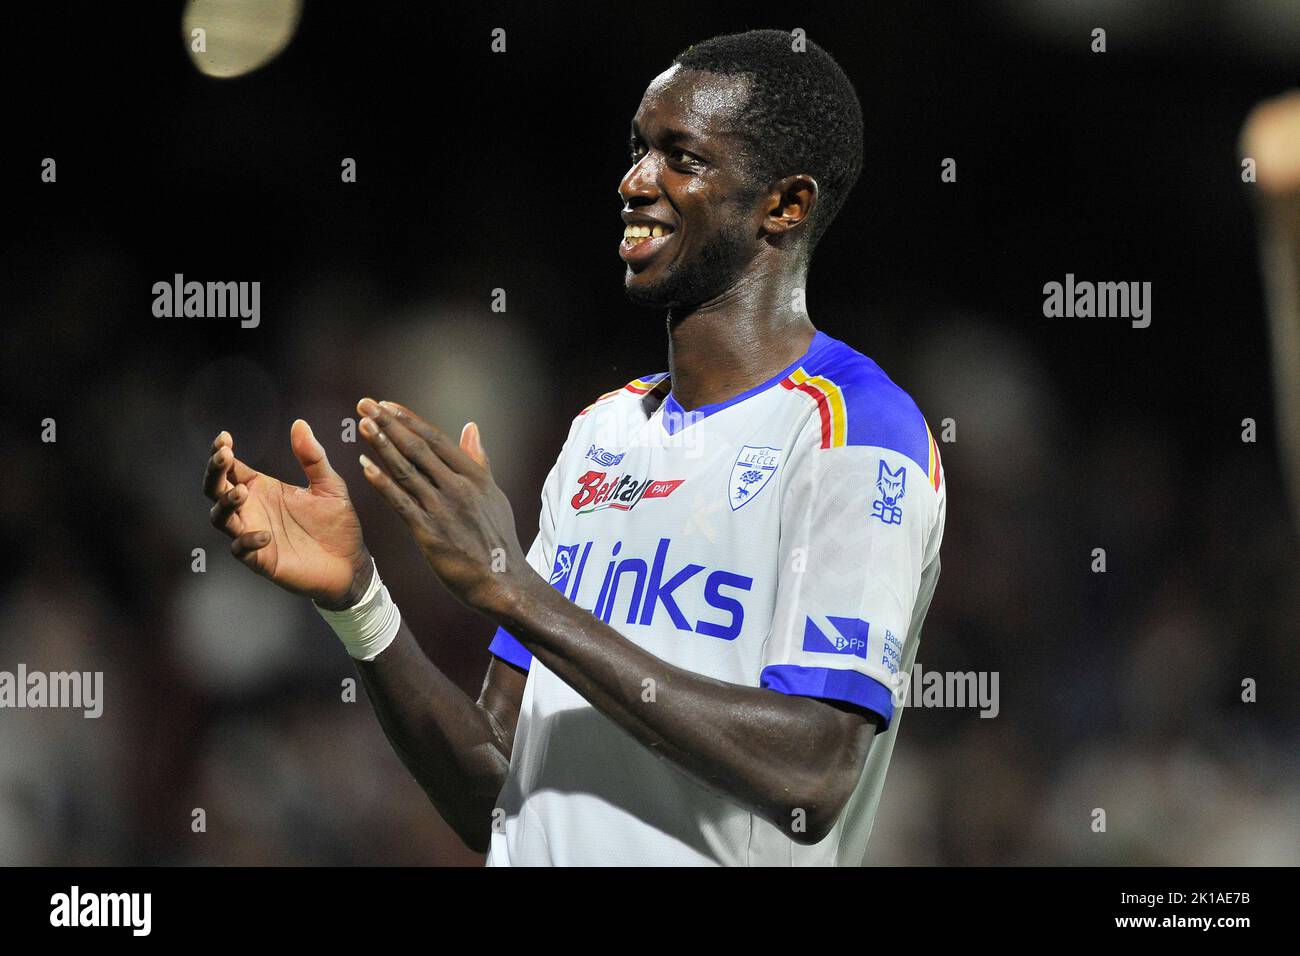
[729,445,781,511]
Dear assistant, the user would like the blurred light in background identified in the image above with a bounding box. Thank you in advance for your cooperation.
[912,318,1059,490]
[171,558,315,695]
[364,301,550,496]
[183,0,302,79]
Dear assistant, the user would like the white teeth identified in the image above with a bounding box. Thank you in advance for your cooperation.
[623,223,672,244]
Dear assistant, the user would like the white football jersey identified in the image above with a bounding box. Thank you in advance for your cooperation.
[486,330,946,866]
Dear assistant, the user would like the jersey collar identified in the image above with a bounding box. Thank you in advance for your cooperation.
[659,330,834,435]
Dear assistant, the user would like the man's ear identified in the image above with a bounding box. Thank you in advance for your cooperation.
[762,174,819,237]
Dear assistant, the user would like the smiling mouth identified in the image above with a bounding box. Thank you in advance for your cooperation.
[619,223,676,267]
[622,223,674,245]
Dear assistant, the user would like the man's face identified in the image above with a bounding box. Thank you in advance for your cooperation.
[619,66,769,309]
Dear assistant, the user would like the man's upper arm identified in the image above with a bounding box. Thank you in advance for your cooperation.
[478,654,528,758]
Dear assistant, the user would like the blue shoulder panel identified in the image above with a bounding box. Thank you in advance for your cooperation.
[799,332,932,473]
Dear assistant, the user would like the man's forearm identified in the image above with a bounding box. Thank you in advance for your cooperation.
[490,576,874,843]
[354,621,510,851]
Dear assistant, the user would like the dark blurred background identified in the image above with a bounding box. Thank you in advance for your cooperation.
[2,0,1297,865]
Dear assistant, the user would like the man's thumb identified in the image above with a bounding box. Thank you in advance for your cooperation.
[460,421,491,473]
[291,419,345,494]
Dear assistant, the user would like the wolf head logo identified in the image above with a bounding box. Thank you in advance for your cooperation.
[876,461,906,505]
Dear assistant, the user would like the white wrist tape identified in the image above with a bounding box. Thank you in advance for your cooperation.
[314,561,402,661]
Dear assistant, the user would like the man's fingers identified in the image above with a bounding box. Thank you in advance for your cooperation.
[203,441,234,500]
[373,400,440,443]
[227,454,258,486]
[374,399,479,476]
[358,415,441,509]
[358,399,455,486]
[231,530,271,560]
[358,453,424,523]
[209,483,247,537]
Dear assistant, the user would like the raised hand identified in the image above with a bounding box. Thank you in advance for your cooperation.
[353,398,530,615]
[203,419,372,609]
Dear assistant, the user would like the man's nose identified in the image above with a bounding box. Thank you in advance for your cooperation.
[618,155,658,205]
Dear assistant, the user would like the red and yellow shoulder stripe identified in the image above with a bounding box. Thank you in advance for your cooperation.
[623,374,666,396]
[578,373,669,415]
[780,367,848,448]
[925,421,943,492]
[781,365,943,492]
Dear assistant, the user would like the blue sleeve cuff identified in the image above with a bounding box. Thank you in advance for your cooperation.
[488,627,533,671]
[760,664,895,730]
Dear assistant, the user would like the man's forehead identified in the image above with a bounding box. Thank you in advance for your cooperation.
[634,64,752,138]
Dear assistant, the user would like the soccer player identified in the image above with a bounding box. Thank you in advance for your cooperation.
[202,30,946,865]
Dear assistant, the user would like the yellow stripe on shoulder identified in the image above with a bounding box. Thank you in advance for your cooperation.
[785,367,848,448]
[925,421,942,491]
[578,373,669,416]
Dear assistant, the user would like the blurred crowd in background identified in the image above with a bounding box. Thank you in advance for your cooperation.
[2,0,1297,864]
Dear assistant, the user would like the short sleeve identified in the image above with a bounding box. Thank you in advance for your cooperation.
[759,415,942,730]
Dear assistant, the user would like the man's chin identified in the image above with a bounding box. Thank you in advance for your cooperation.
[623,271,673,309]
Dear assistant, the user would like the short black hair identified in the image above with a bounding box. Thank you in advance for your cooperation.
[673,29,864,251]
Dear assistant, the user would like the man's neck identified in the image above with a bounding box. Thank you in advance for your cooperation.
[665,270,816,412]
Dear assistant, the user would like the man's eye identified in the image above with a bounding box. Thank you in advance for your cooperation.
[627,145,699,167]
